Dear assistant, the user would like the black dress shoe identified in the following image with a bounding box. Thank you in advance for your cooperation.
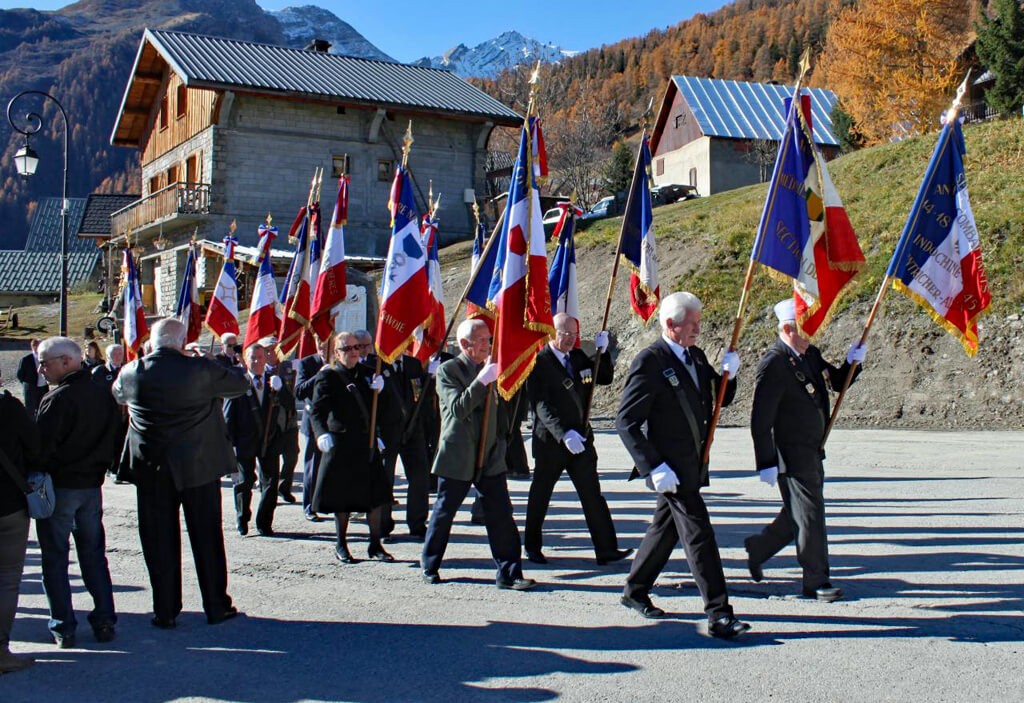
[470,514,486,526]
[237,520,248,536]
[151,616,177,630]
[408,529,426,543]
[93,624,116,643]
[707,615,751,639]
[381,535,397,544]
[743,537,763,583]
[496,577,537,591]
[803,584,844,602]
[304,512,322,523]
[422,570,441,584]
[367,547,395,562]
[525,549,548,564]
[207,607,240,625]
[620,594,665,619]
[278,491,297,504]
[335,547,357,564]
[256,527,275,537]
[596,548,633,566]
[51,632,76,649]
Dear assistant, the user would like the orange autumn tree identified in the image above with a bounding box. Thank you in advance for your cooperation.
[816,0,979,144]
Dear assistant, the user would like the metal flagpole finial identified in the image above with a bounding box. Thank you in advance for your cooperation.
[796,47,811,87]
[526,60,543,117]
[472,200,481,227]
[401,121,414,168]
[428,179,434,211]
[641,96,655,133]
[432,193,441,215]
[949,69,972,118]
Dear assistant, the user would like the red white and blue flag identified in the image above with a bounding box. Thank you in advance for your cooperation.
[486,123,554,400]
[173,241,202,345]
[298,205,324,358]
[279,206,315,356]
[886,113,990,356]
[412,211,445,362]
[242,224,280,351]
[311,176,348,345]
[376,165,431,363]
[529,115,548,182]
[121,247,148,360]
[548,201,581,323]
[466,219,496,329]
[751,92,865,338]
[620,132,660,322]
[205,234,240,340]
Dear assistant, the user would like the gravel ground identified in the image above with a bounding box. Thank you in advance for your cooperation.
[3,428,1022,702]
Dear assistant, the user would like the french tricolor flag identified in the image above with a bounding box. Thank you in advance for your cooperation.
[242,224,280,351]
[205,234,241,341]
[548,201,581,343]
[376,165,430,363]
[173,242,202,344]
[411,212,445,362]
[310,176,348,344]
[122,247,149,360]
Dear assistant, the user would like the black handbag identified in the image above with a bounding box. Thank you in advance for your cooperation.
[0,446,55,519]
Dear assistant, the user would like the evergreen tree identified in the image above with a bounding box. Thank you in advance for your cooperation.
[831,102,865,153]
[603,141,635,197]
[975,0,1024,115]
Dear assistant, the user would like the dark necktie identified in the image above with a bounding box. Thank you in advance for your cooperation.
[254,376,262,393]
[563,353,574,378]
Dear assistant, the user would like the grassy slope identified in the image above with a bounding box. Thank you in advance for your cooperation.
[577,117,1024,325]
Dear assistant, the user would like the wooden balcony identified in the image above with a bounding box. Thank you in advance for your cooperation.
[111,182,211,239]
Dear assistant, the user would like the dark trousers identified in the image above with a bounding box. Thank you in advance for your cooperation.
[506,424,530,476]
[234,453,281,532]
[398,434,430,534]
[277,428,300,496]
[525,441,618,558]
[136,473,232,621]
[422,473,524,583]
[36,487,116,637]
[300,433,321,514]
[625,490,732,621]
[746,465,830,590]
[0,509,29,650]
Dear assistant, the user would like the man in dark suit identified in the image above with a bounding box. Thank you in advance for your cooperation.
[381,353,438,541]
[744,299,865,603]
[91,344,127,481]
[114,319,249,629]
[223,344,294,537]
[295,339,330,522]
[616,291,750,639]
[525,313,630,565]
[15,338,48,416]
[421,319,534,591]
[266,343,300,505]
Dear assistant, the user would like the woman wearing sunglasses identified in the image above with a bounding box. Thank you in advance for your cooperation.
[309,331,400,564]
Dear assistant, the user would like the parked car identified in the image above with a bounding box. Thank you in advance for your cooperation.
[581,196,616,221]
[651,183,699,206]
[542,207,565,239]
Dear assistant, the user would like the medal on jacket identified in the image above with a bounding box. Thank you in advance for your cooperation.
[580,368,593,385]
[789,356,816,396]
[662,368,680,387]
[411,378,422,403]
[561,377,574,390]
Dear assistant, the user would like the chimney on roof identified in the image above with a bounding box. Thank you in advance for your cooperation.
[304,39,332,53]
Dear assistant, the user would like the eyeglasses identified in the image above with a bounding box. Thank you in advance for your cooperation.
[339,344,360,352]
[555,330,576,337]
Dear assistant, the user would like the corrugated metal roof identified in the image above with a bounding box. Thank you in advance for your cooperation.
[78,194,140,237]
[671,76,839,146]
[24,198,91,253]
[148,29,521,124]
[0,251,100,294]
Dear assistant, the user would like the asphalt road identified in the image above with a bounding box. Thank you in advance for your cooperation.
[5,428,1023,702]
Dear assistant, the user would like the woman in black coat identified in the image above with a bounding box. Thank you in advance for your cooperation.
[0,385,41,674]
[310,331,399,564]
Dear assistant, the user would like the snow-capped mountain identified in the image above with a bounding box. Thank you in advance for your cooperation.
[272,5,394,61]
[413,30,578,78]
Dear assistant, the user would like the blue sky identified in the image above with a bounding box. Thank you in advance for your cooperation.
[0,1,732,63]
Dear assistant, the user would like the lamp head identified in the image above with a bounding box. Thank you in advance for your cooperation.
[14,142,38,178]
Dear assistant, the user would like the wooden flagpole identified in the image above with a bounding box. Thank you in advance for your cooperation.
[369,122,414,449]
[702,49,812,467]
[583,98,654,426]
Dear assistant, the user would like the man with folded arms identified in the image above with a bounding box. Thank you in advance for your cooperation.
[744,299,865,603]
[616,292,750,639]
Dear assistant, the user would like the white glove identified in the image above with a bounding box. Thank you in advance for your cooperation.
[594,330,610,353]
[846,341,867,365]
[427,357,441,376]
[269,375,283,392]
[377,437,385,452]
[645,462,679,494]
[759,466,778,487]
[476,361,499,385]
[563,429,586,455]
[721,350,741,376]
[316,434,334,452]
[369,374,384,392]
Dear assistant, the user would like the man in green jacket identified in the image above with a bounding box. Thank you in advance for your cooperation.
[420,319,535,591]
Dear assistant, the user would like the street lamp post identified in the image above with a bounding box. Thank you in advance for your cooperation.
[6,90,70,337]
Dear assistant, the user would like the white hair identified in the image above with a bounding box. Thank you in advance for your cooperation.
[151,318,187,350]
[105,343,123,358]
[658,292,703,327]
[456,318,487,343]
[37,336,82,363]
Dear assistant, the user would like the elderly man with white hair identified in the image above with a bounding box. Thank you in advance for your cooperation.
[616,291,750,638]
[90,343,124,387]
[113,318,249,629]
[743,299,866,603]
[34,336,122,648]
